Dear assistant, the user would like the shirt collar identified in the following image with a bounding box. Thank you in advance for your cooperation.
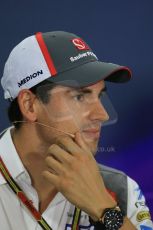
[0,127,66,205]
[0,127,26,185]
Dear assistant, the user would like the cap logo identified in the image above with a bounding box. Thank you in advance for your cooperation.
[17,70,43,88]
[72,38,89,50]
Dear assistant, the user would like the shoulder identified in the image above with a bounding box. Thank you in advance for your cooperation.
[98,164,153,228]
[98,163,146,202]
[98,163,127,191]
[98,163,128,215]
[98,163,126,177]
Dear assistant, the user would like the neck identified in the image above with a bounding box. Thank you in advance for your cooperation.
[11,126,57,204]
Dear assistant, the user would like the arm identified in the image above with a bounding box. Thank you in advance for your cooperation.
[42,132,153,230]
[88,201,137,229]
[120,217,137,229]
[126,177,153,229]
[89,176,153,230]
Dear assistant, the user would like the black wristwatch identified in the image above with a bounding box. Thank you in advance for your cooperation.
[89,206,124,230]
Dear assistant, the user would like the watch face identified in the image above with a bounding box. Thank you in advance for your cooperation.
[104,209,124,230]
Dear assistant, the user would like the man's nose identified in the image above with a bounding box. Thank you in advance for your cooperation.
[88,99,109,123]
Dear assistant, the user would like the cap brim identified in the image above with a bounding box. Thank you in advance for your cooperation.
[46,60,132,87]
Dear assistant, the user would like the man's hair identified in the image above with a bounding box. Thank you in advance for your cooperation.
[8,80,57,129]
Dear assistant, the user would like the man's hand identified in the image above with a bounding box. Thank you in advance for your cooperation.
[42,132,116,220]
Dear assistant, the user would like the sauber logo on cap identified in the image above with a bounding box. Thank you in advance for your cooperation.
[72,38,90,50]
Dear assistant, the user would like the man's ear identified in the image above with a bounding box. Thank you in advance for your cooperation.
[17,89,38,122]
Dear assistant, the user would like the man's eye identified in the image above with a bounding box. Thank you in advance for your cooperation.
[73,94,85,101]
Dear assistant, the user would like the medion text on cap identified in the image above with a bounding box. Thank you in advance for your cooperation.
[18,70,43,88]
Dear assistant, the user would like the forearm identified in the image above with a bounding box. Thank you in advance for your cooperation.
[119,217,136,230]
[89,196,137,230]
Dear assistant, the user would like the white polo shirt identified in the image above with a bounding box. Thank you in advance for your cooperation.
[0,128,92,230]
[0,128,153,230]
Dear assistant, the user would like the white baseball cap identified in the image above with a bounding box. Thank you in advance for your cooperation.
[1,31,132,100]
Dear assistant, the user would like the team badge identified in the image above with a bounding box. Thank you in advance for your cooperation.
[72,38,90,50]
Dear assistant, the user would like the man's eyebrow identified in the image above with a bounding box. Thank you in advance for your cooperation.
[66,86,107,94]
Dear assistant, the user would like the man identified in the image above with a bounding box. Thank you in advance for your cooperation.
[0,31,152,230]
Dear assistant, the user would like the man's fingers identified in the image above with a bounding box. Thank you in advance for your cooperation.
[42,170,59,186]
[45,155,62,175]
[55,135,83,156]
[47,144,73,164]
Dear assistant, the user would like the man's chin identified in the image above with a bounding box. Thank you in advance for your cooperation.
[90,145,98,156]
[84,138,99,156]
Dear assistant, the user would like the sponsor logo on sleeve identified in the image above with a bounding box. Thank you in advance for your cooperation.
[140,225,153,230]
[135,201,146,208]
[137,211,151,222]
[135,187,144,200]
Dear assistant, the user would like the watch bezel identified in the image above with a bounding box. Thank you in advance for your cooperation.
[89,206,124,230]
[103,208,124,230]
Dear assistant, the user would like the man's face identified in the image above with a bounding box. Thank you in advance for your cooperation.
[36,80,109,155]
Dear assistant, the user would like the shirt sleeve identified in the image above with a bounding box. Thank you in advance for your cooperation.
[127,176,153,229]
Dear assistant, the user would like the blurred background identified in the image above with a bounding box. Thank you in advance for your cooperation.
[0,0,153,218]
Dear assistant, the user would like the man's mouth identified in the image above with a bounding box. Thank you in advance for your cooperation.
[82,129,100,139]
